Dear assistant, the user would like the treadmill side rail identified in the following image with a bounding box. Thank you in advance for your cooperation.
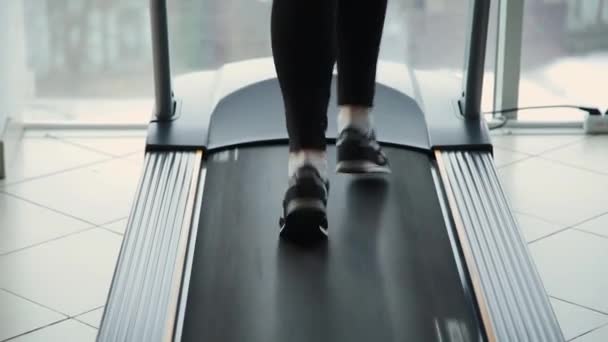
[97,150,203,342]
[435,150,564,342]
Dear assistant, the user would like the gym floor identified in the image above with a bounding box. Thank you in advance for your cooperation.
[1,129,607,341]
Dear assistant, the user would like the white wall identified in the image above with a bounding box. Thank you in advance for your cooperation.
[0,0,31,178]
[0,0,30,133]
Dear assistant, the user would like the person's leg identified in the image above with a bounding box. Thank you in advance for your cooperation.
[336,0,388,111]
[335,0,390,173]
[271,0,336,240]
[271,0,336,179]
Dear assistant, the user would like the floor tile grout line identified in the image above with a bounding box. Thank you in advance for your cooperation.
[0,288,70,318]
[120,150,146,158]
[489,144,536,156]
[3,131,137,185]
[99,216,128,227]
[54,136,125,156]
[526,232,560,244]
[0,147,143,189]
[99,226,125,236]
[567,321,608,342]
[528,226,575,244]
[1,288,105,338]
[495,149,608,177]
[569,210,608,230]
[532,136,588,155]
[525,209,608,244]
[120,151,146,165]
[0,192,100,227]
[0,318,71,342]
[0,154,119,188]
[55,136,145,159]
[44,135,118,158]
[0,311,103,342]
[0,226,99,257]
[491,134,587,156]
[537,155,608,177]
[512,208,567,227]
[492,144,534,155]
[572,228,608,240]
[495,154,535,169]
[550,296,608,316]
[0,189,128,256]
[72,305,105,318]
[70,305,105,330]
[71,317,99,330]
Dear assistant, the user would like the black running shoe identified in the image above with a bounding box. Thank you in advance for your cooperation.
[279,165,329,242]
[336,127,390,174]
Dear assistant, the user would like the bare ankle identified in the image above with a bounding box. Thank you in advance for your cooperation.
[288,150,327,179]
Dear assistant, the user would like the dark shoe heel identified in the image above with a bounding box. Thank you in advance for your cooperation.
[280,206,328,243]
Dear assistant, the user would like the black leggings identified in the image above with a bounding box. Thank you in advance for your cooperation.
[271,0,388,151]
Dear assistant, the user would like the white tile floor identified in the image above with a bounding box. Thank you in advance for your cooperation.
[1,130,607,341]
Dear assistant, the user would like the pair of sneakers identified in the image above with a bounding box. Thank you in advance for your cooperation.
[279,127,390,242]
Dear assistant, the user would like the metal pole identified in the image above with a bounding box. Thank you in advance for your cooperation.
[463,0,491,120]
[150,0,174,120]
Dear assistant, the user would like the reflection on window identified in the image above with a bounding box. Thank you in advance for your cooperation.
[22,0,493,123]
[13,0,506,124]
[518,0,608,121]
[25,0,152,98]
[14,0,606,124]
[168,0,485,73]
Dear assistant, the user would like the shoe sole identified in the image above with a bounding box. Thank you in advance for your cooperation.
[336,161,391,174]
[280,200,328,243]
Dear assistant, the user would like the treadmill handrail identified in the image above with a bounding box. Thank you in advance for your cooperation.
[462,0,491,120]
[151,0,174,120]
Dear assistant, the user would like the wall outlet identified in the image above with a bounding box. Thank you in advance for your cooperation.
[584,114,608,134]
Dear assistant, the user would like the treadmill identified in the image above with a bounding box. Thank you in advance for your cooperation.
[98,1,564,341]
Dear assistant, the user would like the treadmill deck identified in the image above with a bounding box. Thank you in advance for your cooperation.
[181,146,484,342]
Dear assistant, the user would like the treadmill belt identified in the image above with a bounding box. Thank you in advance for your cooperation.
[181,146,484,342]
